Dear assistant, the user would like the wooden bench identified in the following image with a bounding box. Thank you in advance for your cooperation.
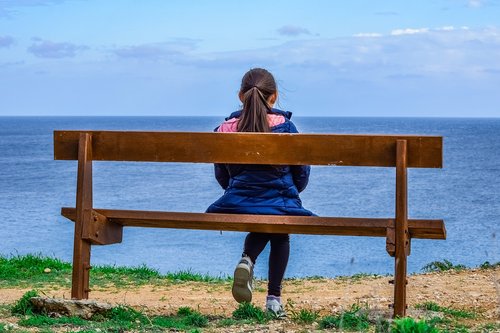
[54,130,446,318]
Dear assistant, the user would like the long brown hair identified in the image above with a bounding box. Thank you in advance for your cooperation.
[237,68,277,132]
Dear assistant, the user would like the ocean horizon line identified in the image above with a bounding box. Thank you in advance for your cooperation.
[1,115,499,120]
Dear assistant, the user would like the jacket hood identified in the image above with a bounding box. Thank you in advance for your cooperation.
[225,108,292,121]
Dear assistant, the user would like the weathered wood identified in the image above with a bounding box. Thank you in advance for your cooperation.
[386,222,396,257]
[394,140,409,317]
[54,131,443,168]
[81,210,123,245]
[72,133,93,299]
[61,208,446,240]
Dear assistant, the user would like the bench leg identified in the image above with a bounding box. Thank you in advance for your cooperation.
[393,140,409,317]
[71,133,93,299]
[393,252,407,317]
[71,237,91,299]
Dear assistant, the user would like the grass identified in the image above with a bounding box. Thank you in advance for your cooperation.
[286,299,319,324]
[391,317,439,333]
[12,294,210,332]
[0,254,72,288]
[413,302,482,333]
[291,308,319,324]
[11,290,39,315]
[415,302,476,319]
[478,261,500,269]
[3,255,499,332]
[164,269,229,283]
[0,253,230,288]
[6,291,497,333]
[232,302,270,323]
[2,254,498,289]
[317,303,370,331]
[421,260,467,273]
[337,272,384,282]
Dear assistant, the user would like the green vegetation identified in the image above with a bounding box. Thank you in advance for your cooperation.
[12,293,210,332]
[374,317,391,333]
[0,254,72,288]
[2,254,498,289]
[415,302,476,319]
[287,299,319,324]
[5,291,498,333]
[2,256,500,332]
[391,317,438,333]
[164,269,229,283]
[421,260,467,273]
[232,302,270,323]
[479,261,500,269]
[291,308,319,324]
[412,302,482,332]
[18,314,88,327]
[317,303,370,331]
[11,290,39,315]
[336,272,384,282]
[0,253,230,288]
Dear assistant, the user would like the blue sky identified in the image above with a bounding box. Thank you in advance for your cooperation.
[0,0,499,117]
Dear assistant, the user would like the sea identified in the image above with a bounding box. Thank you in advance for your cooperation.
[0,116,499,278]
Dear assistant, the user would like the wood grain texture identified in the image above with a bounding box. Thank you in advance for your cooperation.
[81,210,123,245]
[72,133,92,300]
[61,208,446,240]
[54,131,443,168]
[394,140,409,318]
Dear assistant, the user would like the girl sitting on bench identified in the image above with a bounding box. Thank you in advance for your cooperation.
[206,68,314,317]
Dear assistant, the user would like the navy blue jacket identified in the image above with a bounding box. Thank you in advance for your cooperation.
[206,109,314,216]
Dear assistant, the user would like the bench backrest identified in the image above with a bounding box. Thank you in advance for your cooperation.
[54,131,442,168]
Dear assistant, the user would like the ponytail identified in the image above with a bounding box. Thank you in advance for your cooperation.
[237,68,277,133]
[238,87,271,132]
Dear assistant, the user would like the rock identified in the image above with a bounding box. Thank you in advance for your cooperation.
[43,268,51,273]
[5,323,19,331]
[30,297,113,319]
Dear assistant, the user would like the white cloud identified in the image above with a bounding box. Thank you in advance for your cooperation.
[391,28,429,36]
[354,33,383,38]
[437,26,455,31]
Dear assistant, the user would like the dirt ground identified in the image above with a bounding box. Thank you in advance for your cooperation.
[1,268,499,322]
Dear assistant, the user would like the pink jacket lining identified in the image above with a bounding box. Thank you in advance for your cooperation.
[217,114,285,132]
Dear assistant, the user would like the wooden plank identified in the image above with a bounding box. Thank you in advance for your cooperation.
[72,133,93,300]
[81,210,123,245]
[394,140,409,318]
[386,222,396,257]
[61,208,446,240]
[54,131,443,168]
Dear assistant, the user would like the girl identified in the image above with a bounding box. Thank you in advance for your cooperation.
[206,68,314,317]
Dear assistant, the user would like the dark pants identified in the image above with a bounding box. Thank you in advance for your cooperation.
[243,232,290,297]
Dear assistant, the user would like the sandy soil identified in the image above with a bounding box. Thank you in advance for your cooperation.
[1,268,499,322]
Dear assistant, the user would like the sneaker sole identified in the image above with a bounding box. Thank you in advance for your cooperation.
[232,264,252,303]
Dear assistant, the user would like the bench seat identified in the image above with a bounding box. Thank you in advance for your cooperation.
[61,207,445,239]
